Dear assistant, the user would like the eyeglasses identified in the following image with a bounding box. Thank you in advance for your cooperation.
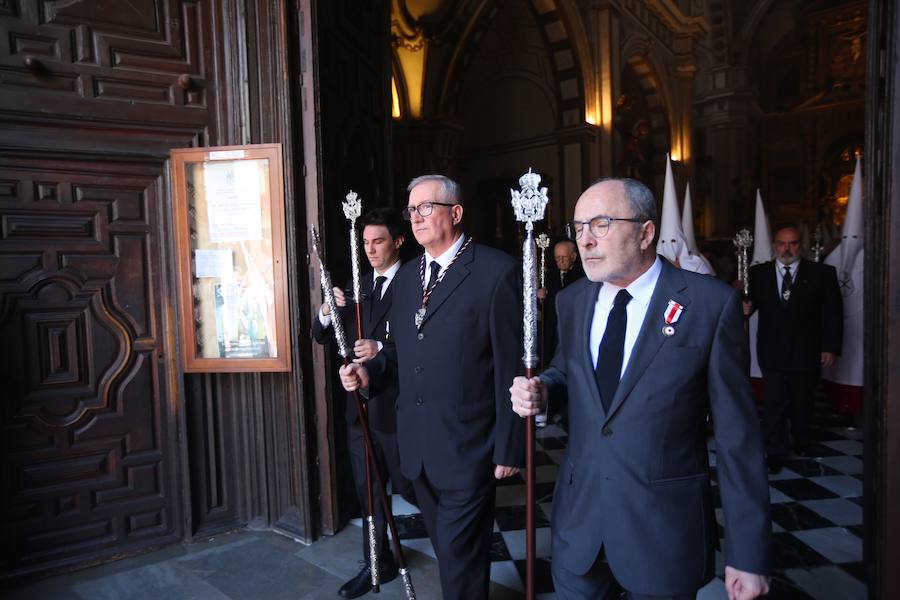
[567,215,647,240]
[402,201,457,220]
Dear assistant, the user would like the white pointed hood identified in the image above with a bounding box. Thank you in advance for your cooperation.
[831,157,864,274]
[751,189,774,265]
[656,154,685,263]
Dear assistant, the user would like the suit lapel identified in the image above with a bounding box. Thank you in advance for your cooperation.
[420,242,474,327]
[602,261,690,424]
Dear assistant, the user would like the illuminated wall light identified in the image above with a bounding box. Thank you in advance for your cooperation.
[391,77,402,119]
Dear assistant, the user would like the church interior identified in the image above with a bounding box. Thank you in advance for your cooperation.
[1,0,898,598]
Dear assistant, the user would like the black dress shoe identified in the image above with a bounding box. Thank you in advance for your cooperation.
[793,445,810,458]
[767,456,784,474]
[338,556,399,598]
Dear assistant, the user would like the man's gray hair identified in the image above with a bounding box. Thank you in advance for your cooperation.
[594,177,657,223]
[407,174,462,206]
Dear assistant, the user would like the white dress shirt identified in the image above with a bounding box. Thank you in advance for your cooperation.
[425,233,467,287]
[589,256,662,377]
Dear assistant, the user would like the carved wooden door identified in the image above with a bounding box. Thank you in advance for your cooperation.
[0,0,216,579]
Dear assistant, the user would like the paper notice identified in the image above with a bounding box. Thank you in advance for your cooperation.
[195,248,234,278]
[205,161,263,242]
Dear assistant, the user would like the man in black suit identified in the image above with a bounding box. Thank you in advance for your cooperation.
[312,207,414,599]
[744,225,843,473]
[340,174,524,600]
[511,178,771,599]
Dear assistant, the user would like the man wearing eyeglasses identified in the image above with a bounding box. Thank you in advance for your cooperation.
[510,178,771,599]
[339,175,524,600]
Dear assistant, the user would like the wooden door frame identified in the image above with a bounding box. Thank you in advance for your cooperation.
[864,0,900,597]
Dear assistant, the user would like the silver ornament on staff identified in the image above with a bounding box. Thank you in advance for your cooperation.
[536,233,550,370]
[343,191,364,307]
[812,224,824,263]
[536,233,549,291]
[510,168,549,600]
[310,226,417,600]
[733,228,753,298]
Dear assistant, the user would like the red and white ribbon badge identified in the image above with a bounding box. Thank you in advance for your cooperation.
[664,300,684,325]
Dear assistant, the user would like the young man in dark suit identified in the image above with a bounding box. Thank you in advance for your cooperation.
[339,175,524,600]
[312,207,413,599]
[511,178,771,600]
[744,225,843,473]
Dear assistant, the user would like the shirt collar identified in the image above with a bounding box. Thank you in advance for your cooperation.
[425,233,466,269]
[776,260,798,273]
[597,256,662,308]
[374,259,402,285]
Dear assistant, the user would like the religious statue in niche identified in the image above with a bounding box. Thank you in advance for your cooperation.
[820,145,863,228]
[828,18,866,92]
[614,94,651,181]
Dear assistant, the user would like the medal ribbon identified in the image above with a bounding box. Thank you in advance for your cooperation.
[418,236,473,316]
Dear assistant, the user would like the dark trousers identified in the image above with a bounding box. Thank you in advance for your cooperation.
[552,549,696,600]
[412,471,496,600]
[347,419,413,562]
[762,368,819,457]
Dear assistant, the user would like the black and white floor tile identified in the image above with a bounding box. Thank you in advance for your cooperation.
[356,420,866,598]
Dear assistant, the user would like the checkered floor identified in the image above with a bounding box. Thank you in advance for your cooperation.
[356,419,866,599]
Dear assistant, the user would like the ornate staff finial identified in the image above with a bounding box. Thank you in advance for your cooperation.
[342,190,362,221]
[511,168,549,232]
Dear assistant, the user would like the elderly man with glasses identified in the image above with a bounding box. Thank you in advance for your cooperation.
[510,178,771,600]
[340,174,524,600]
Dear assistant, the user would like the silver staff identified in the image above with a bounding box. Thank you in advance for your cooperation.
[311,227,349,358]
[343,191,363,303]
[342,190,379,590]
[311,225,418,600]
[311,225,381,593]
[733,228,753,298]
[510,167,549,600]
[536,233,550,291]
[812,225,824,262]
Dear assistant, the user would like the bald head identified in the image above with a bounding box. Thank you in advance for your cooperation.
[572,179,656,286]
[554,239,578,271]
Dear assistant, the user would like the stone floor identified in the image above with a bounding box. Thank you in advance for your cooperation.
[2,527,461,600]
[3,419,868,600]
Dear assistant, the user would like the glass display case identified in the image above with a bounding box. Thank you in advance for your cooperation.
[170,144,291,372]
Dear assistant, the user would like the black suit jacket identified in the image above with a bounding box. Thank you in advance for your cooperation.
[312,270,399,433]
[369,240,525,490]
[748,259,843,373]
[542,259,771,595]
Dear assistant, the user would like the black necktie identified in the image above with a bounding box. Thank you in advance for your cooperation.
[369,275,387,319]
[428,261,441,291]
[595,289,632,412]
[781,265,792,302]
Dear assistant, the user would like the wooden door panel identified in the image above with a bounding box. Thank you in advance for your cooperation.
[0,158,179,577]
[0,0,212,134]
